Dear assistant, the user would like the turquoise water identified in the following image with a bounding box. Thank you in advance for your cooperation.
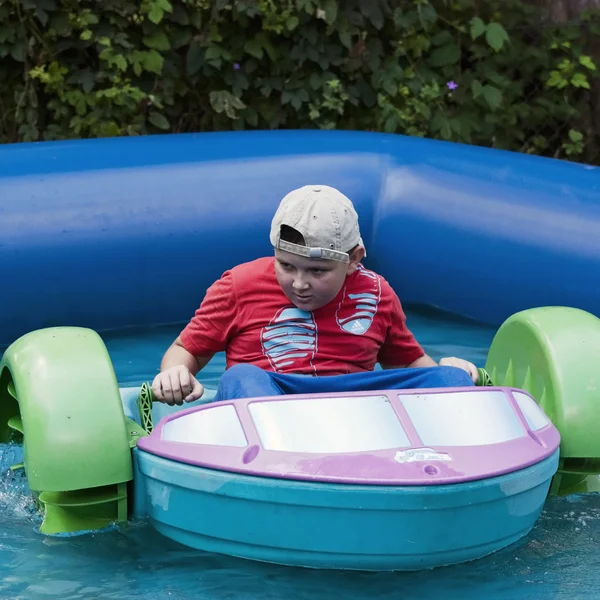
[1,308,600,600]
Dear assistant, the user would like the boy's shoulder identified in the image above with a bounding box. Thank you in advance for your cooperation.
[221,256,276,289]
[350,263,396,295]
[228,256,274,275]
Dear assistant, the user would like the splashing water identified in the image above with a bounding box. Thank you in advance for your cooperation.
[1,307,599,600]
[0,445,38,523]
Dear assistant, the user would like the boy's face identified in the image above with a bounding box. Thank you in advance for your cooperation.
[274,246,365,312]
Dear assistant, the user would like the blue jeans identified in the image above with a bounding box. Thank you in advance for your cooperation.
[213,364,474,402]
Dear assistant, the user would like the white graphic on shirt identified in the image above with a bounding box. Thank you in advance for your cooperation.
[261,307,318,373]
[335,265,381,335]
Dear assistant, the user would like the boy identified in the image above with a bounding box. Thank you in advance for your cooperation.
[152,185,478,406]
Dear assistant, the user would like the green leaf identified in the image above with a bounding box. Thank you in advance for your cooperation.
[148,0,171,24]
[470,17,486,40]
[382,78,397,96]
[79,70,95,93]
[186,42,203,75]
[579,55,596,71]
[428,44,460,67]
[210,90,246,119]
[170,4,190,25]
[485,23,509,52]
[171,27,192,49]
[365,4,384,29]
[149,111,170,130]
[431,111,452,139]
[84,12,99,25]
[27,85,37,108]
[74,95,87,116]
[205,46,221,60]
[471,80,483,99]
[143,49,164,74]
[286,16,299,31]
[189,9,202,29]
[149,5,164,24]
[114,54,127,71]
[383,115,398,133]
[291,93,303,110]
[0,27,12,44]
[244,107,258,127]
[323,0,337,25]
[256,33,277,61]
[485,70,510,87]
[431,111,446,133]
[309,73,321,90]
[482,85,502,109]
[440,121,452,140]
[232,72,250,96]
[143,31,170,51]
[571,73,590,89]
[281,90,292,105]
[546,70,565,88]
[557,58,571,71]
[569,129,583,142]
[430,31,453,46]
[10,41,25,62]
[417,3,437,25]
[80,29,92,41]
[36,0,58,10]
[35,8,49,26]
[416,103,431,120]
[339,29,351,49]
[449,118,462,135]
[244,39,263,59]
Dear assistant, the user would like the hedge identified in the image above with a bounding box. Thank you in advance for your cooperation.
[1,0,599,163]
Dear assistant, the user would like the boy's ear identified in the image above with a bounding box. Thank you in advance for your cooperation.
[346,245,365,274]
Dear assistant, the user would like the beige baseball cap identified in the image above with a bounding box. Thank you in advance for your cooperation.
[270,185,365,263]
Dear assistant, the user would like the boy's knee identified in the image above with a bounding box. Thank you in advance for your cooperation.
[436,365,475,388]
[215,363,282,402]
[224,363,262,377]
[219,363,264,385]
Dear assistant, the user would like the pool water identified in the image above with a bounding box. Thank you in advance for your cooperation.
[1,307,599,600]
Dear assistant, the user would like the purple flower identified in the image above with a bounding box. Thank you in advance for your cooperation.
[446,81,458,91]
[233,63,240,71]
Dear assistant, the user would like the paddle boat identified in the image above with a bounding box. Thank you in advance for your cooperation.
[2,304,600,570]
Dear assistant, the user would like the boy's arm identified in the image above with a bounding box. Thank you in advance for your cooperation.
[380,354,438,369]
[160,336,212,375]
[381,353,479,382]
[378,286,478,381]
[152,337,215,406]
[153,269,238,405]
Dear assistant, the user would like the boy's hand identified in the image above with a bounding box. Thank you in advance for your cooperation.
[151,366,204,406]
[439,357,479,384]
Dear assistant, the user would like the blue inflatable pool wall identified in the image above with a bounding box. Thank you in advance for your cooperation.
[1,130,599,345]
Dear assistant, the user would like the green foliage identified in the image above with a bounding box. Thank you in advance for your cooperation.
[0,0,599,164]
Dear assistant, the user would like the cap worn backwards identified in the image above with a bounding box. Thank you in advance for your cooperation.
[270,185,366,263]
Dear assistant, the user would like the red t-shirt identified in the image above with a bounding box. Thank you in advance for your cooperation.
[180,257,424,376]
